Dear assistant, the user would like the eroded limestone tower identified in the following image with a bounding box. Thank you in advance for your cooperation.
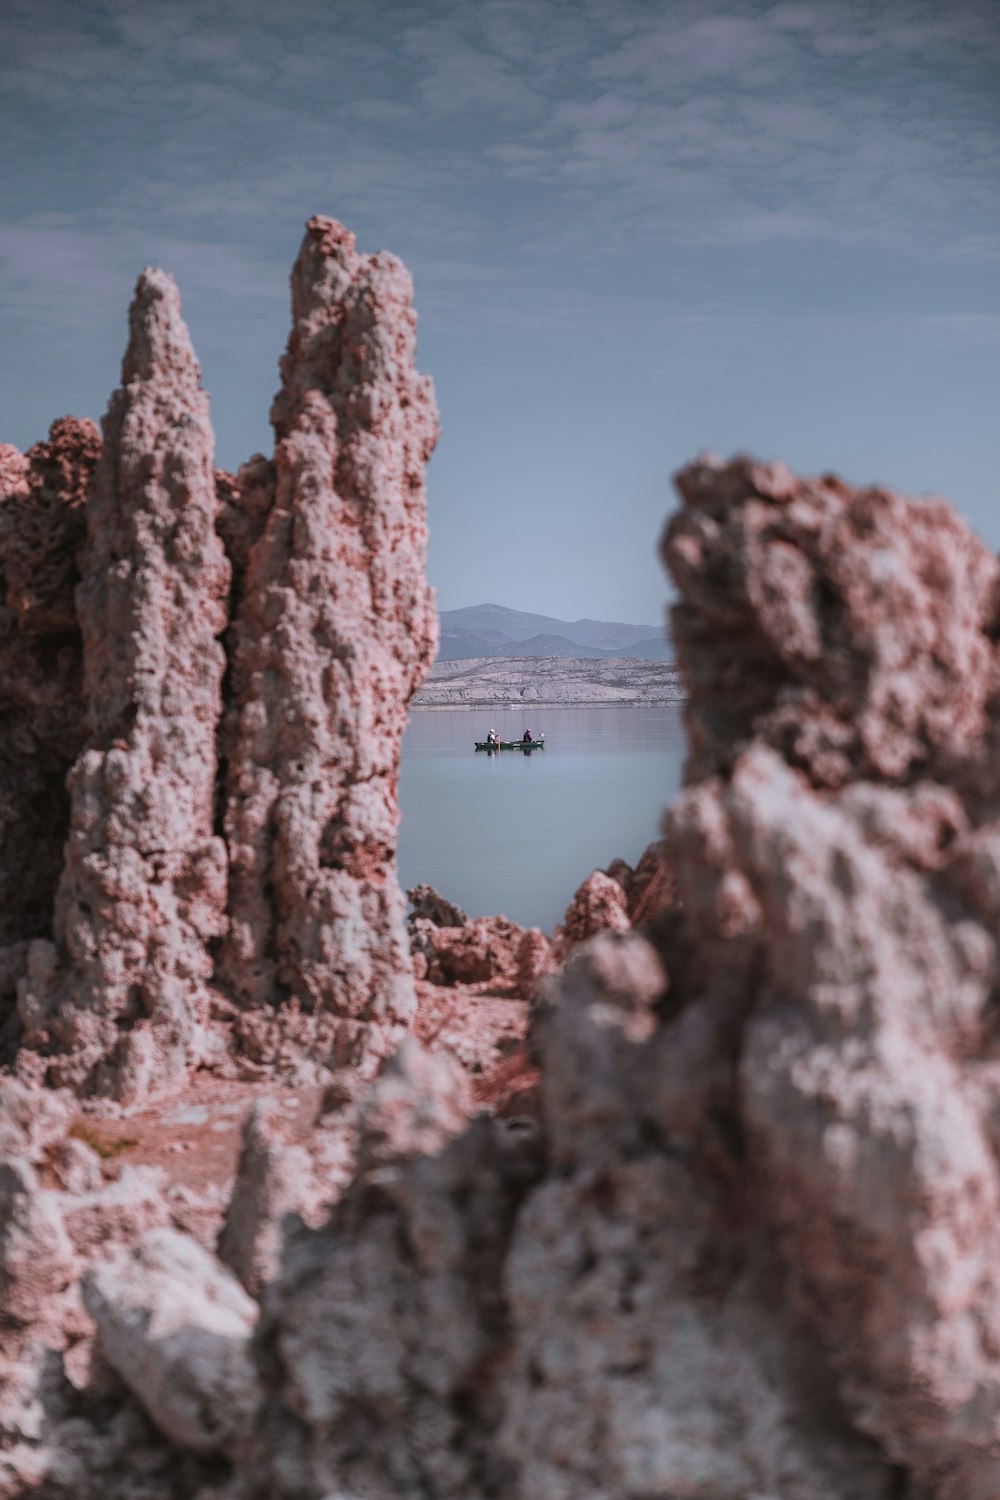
[220,216,439,1066]
[17,272,230,1100]
[10,217,439,1097]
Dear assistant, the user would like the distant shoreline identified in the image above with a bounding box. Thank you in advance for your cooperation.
[409,700,685,710]
[411,655,686,709]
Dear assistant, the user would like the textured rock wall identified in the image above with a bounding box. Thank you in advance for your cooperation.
[17,271,230,1100]
[220,216,439,1065]
[5,216,437,1096]
[0,421,99,975]
[240,935,895,1500]
[663,455,1000,1498]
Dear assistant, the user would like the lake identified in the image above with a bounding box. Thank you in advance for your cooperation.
[398,705,687,934]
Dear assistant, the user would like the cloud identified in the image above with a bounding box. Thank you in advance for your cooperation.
[478,0,1000,260]
[0,0,997,358]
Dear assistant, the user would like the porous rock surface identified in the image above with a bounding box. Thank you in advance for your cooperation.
[220,215,439,1069]
[16,272,230,1101]
[662,455,1000,1497]
[5,215,438,1099]
[83,1227,261,1455]
[243,936,891,1500]
[0,420,100,1004]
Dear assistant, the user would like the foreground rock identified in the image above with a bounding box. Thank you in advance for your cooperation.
[84,1228,260,1454]
[244,938,892,1499]
[662,454,1000,1497]
[243,456,1000,1496]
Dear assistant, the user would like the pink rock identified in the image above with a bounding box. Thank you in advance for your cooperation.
[83,1227,261,1455]
[220,216,439,1067]
[552,867,631,961]
[664,455,1000,1496]
[0,1076,75,1164]
[610,838,678,925]
[0,1158,79,1326]
[407,882,468,930]
[0,420,99,961]
[667,453,999,787]
[17,271,230,1100]
[425,915,530,988]
[247,907,890,1500]
[215,454,274,597]
[355,1035,473,1172]
[218,1097,327,1294]
[515,924,556,997]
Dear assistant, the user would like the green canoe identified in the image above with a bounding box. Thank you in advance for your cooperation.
[474,738,545,751]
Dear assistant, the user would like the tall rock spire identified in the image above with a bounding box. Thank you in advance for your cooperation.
[220,216,439,1067]
[18,271,230,1100]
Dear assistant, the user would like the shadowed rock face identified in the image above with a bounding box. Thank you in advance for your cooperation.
[0,420,100,969]
[664,455,1000,1497]
[220,215,438,1064]
[17,271,231,1100]
[667,455,999,786]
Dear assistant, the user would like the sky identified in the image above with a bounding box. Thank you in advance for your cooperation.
[1,0,998,625]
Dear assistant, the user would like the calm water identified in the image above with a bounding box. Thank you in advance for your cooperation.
[398,705,686,933]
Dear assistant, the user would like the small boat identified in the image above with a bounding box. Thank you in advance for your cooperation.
[474,737,545,751]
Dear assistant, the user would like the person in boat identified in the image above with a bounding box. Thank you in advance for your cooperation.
[486,728,498,746]
[523,727,533,743]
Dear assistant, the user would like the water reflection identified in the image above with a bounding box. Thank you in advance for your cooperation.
[398,704,686,932]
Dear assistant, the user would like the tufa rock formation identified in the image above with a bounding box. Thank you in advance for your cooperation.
[219,217,439,1069]
[662,455,1000,1497]
[5,216,438,1098]
[0,420,99,1009]
[237,456,1000,1498]
[5,209,1000,1497]
[17,272,230,1101]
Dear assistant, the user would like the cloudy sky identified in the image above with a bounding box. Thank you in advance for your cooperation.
[2,0,998,623]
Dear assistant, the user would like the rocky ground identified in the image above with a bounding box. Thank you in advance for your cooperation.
[411,653,685,706]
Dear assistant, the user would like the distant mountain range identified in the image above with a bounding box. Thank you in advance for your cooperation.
[437,603,671,662]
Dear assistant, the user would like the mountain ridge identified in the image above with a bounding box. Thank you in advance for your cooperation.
[438,603,670,661]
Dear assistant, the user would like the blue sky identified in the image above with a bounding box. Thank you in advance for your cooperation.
[1,0,998,623]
